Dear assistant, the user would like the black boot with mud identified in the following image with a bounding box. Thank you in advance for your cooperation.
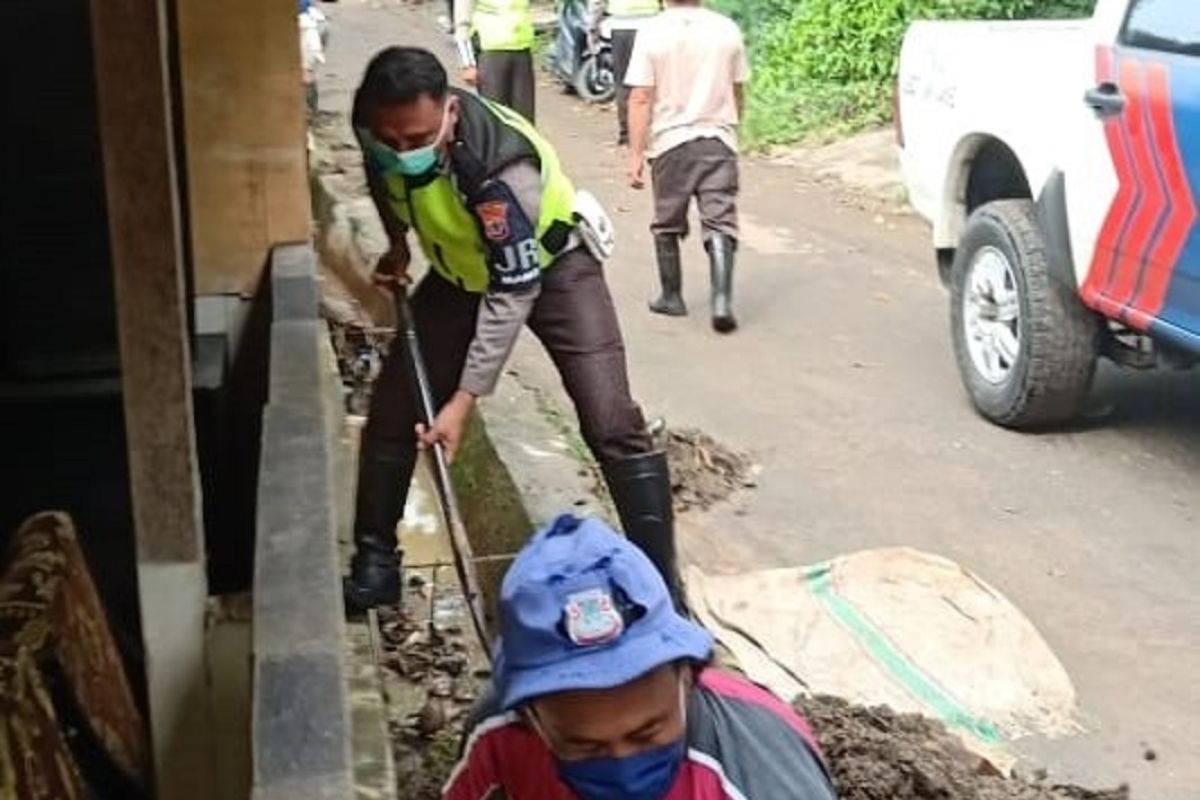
[707,233,737,333]
[343,550,402,615]
[602,450,688,613]
[650,235,688,317]
[344,439,414,615]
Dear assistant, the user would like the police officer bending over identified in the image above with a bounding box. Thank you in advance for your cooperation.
[344,47,682,615]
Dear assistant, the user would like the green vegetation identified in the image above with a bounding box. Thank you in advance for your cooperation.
[707,0,1097,146]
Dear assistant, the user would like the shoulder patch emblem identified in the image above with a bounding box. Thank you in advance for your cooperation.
[476,200,510,242]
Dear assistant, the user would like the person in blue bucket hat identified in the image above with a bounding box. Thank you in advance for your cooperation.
[443,515,836,800]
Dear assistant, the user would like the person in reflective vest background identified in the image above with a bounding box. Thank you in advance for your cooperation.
[588,0,661,146]
[453,0,536,121]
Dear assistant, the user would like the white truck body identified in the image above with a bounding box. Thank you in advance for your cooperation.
[897,0,1200,425]
[901,19,1098,265]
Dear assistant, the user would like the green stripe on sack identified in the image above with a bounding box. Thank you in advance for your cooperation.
[805,563,1003,745]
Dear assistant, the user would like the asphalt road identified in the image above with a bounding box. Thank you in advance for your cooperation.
[318,4,1200,796]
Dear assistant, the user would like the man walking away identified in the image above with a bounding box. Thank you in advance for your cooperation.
[454,0,537,122]
[298,0,327,118]
[625,0,748,333]
[588,0,661,146]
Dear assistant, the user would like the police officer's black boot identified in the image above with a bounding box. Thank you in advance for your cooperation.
[343,438,416,615]
[649,235,688,317]
[601,451,687,612]
[706,233,738,333]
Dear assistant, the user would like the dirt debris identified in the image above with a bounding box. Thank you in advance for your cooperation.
[327,320,387,415]
[662,427,758,512]
[377,601,483,800]
[797,695,1131,800]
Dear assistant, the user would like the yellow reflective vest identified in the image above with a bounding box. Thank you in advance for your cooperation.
[376,94,576,293]
[473,0,534,51]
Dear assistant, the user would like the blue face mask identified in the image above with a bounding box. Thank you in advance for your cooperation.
[554,739,686,800]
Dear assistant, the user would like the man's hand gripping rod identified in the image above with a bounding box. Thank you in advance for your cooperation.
[394,292,491,656]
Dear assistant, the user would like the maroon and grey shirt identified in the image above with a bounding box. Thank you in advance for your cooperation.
[443,668,837,800]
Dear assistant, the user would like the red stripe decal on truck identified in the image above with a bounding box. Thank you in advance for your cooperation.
[1105,57,1166,314]
[1082,47,1140,314]
[1127,62,1198,329]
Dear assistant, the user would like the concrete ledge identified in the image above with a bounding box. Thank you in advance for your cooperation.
[251,244,354,800]
[481,372,611,527]
[266,324,324,422]
[256,652,349,782]
[271,243,320,322]
[255,406,342,656]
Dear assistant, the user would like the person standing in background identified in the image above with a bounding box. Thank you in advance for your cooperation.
[298,0,327,118]
[454,0,537,122]
[588,0,660,146]
[438,0,455,34]
[624,0,748,333]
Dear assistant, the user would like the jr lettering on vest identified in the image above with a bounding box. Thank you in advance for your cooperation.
[475,181,541,291]
[494,238,540,288]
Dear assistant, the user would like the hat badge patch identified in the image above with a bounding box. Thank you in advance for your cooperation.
[564,588,624,647]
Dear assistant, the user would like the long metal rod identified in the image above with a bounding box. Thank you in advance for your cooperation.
[395,293,492,657]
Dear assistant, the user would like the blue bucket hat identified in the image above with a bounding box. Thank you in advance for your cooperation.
[494,515,713,710]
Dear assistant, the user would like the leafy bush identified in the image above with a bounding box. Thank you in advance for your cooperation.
[709,0,1097,146]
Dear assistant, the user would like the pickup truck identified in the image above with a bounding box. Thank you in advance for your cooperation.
[898,0,1199,428]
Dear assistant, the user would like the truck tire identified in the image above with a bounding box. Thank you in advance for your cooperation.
[949,200,1100,429]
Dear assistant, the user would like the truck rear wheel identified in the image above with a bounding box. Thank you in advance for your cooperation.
[949,200,1100,428]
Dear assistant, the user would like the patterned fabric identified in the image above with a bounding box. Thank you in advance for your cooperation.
[0,648,84,800]
[0,512,148,799]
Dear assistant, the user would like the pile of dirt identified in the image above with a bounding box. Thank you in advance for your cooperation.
[663,427,757,512]
[797,695,1130,800]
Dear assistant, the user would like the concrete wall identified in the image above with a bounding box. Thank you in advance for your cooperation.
[177,0,311,588]
[0,0,140,679]
[252,244,355,800]
[176,0,310,296]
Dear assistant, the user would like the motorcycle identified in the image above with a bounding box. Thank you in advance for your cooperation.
[546,0,615,104]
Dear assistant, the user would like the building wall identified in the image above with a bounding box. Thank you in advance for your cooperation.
[0,0,118,378]
[0,0,144,715]
[176,0,311,296]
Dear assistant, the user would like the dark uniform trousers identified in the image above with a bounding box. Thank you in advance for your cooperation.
[363,247,650,465]
[478,50,537,123]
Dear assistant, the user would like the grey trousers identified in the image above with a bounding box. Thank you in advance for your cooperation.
[479,49,536,123]
[612,28,637,143]
[650,137,740,240]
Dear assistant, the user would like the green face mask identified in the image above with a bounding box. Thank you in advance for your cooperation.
[359,105,451,178]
